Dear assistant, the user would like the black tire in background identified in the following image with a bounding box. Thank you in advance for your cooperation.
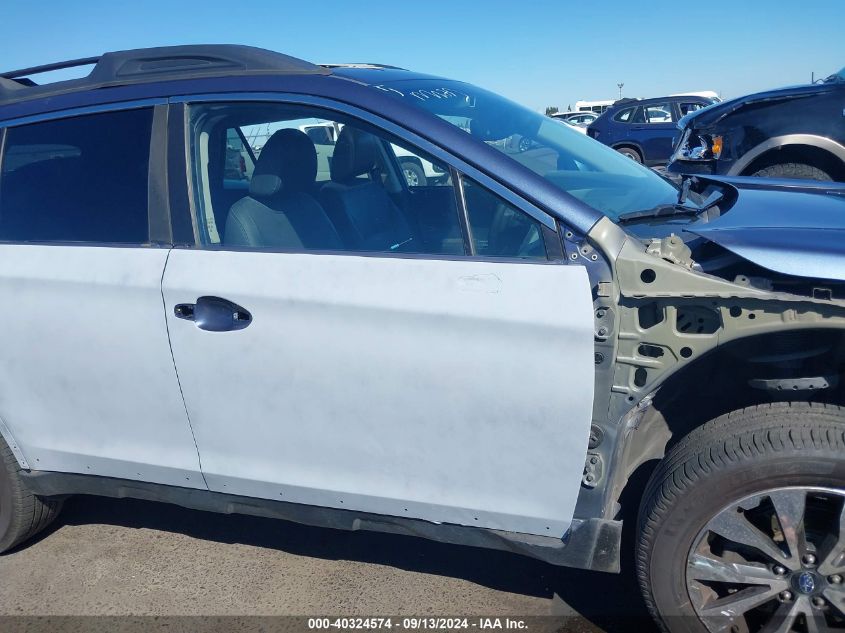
[751,162,832,181]
[636,402,845,633]
[400,161,427,187]
[0,436,63,553]
[616,147,642,163]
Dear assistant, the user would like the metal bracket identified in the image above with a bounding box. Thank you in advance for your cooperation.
[749,375,838,393]
[595,306,615,340]
[582,452,603,488]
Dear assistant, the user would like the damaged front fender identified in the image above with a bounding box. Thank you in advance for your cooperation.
[575,216,845,521]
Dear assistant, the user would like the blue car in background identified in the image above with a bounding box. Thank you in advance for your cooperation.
[587,95,717,165]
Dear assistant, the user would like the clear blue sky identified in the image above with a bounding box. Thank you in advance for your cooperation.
[2,0,843,111]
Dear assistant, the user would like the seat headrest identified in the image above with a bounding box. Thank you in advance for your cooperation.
[249,128,317,197]
[330,127,381,182]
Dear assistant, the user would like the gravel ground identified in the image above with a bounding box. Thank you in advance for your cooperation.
[0,496,652,631]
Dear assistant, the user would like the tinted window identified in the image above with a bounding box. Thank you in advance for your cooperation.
[630,107,646,124]
[614,108,634,122]
[0,108,153,243]
[462,177,546,259]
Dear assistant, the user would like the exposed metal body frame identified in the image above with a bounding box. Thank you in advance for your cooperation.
[574,216,845,521]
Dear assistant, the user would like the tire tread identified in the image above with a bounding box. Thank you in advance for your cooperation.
[751,162,831,181]
[636,402,845,631]
[0,437,62,553]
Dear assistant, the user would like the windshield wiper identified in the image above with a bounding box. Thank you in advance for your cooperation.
[617,204,702,224]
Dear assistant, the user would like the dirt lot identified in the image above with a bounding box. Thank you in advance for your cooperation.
[0,496,651,631]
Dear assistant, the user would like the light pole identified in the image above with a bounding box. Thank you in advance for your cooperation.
[617,83,624,99]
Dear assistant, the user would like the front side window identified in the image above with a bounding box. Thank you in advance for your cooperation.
[463,177,546,259]
[679,102,705,116]
[189,103,465,255]
[0,108,153,243]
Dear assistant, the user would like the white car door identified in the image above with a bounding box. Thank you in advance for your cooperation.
[163,101,595,537]
[0,106,204,488]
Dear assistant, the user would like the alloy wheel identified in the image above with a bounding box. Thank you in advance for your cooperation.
[687,487,845,632]
[403,168,419,187]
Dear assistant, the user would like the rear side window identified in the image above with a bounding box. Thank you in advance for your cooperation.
[614,107,634,122]
[644,104,672,123]
[0,108,153,244]
[630,107,646,124]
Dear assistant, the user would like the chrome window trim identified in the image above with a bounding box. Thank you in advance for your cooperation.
[170,91,557,230]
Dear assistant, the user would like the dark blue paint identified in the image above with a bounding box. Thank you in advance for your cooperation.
[640,176,845,281]
[0,69,602,235]
[668,79,845,178]
[586,96,714,166]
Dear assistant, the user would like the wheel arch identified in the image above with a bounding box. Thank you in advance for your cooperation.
[608,326,845,519]
[729,135,845,181]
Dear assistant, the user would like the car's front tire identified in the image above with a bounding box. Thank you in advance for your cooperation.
[637,402,845,633]
[0,436,63,553]
[751,162,832,181]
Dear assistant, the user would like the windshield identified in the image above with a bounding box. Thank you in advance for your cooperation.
[376,79,680,220]
[825,67,845,82]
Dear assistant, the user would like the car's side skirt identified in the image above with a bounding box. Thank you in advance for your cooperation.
[20,469,621,573]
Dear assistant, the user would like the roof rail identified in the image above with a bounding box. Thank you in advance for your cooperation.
[319,63,406,70]
[1,56,100,81]
[0,45,329,107]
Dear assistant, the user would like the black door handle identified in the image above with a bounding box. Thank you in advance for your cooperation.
[174,296,252,332]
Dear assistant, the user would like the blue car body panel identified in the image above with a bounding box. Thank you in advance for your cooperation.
[586,96,714,165]
[683,177,845,280]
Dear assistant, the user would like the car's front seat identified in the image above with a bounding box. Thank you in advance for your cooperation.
[224,128,342,250]
[320,127,415,252]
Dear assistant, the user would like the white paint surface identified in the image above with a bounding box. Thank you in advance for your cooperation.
[0,246,204,487]
[163,251,594,536]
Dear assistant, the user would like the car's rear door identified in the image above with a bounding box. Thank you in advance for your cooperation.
[162,97,595,537]
[630,102,676,163]
[0,105,204,487]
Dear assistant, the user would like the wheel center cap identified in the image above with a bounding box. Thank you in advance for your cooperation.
[796,571,817,595]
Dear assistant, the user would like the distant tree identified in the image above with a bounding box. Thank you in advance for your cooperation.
[545,106,559,116]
